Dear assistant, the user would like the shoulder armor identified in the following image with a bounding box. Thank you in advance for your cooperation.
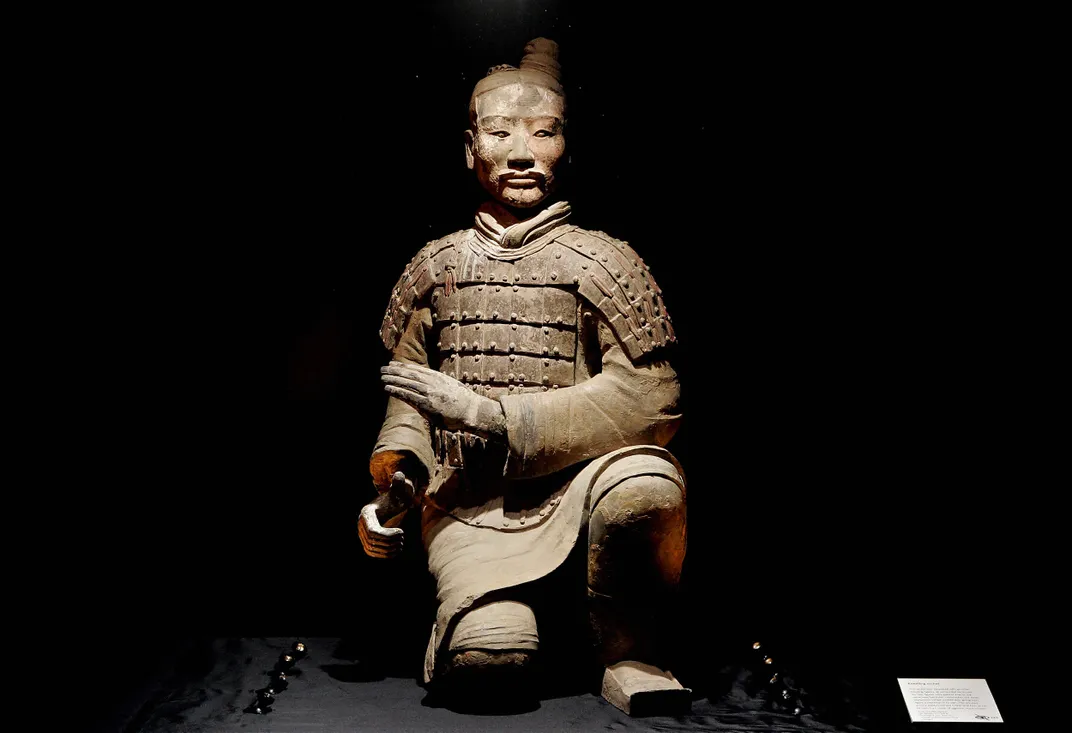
[379,230,467,350]
[551,228,677,361]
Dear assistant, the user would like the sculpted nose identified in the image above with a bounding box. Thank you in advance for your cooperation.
[507,135,534,169]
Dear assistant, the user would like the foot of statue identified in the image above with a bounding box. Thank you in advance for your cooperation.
[601,661,692,717]
[432,650,537,712]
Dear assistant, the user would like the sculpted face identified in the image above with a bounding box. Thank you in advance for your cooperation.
[466,81,566,210]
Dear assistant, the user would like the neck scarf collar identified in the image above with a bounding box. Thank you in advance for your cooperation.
[471,200,573,260]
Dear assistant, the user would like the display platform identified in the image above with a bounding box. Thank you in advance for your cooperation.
[95,636,1015,732]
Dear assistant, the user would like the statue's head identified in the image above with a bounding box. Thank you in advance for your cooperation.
[465,38,566,211]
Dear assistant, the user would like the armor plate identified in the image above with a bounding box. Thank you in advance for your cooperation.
[381,227,675,362]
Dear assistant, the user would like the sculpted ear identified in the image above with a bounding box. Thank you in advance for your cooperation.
[464,130,475,170]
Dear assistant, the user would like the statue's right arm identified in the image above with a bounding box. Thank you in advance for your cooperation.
[360,306,434,560]
[369,305,435,494]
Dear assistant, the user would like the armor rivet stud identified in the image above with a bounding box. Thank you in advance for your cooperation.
[510,354,516,361]
[450,312,456,320]
[451,323,457,329]
[515,274,521,282]
[551,272,558,280]
[489,342,496,350]
[475,311,482,318]
[556,316,563,323]
[462,342,468,350]
[553,384,559,389]
[492,311,499,319]
[615,271,621,277]
[602,256,608,262]
[581,264,588,270]
[519,373,526,381]
[543,327,549,335]
[478,285,484,291]
[476,271,482,278]
[512,324,518,330]
[542,386,548,391]
[542,346,549,355]
[496,286,502,292]
[543,359,549,366]
[543,376,550,384]
[509,385,515,391]
[555,252,562,259]
[437,342,442,349]
[489,373,496,380]
[462,311,468,319]
[553,347,560,355]
[513,285,519,292]
[509,373,516,381]
[590,249,597,255]
[463,372,469,380]
[532,273,538,280]
[573,276,580,284]
[509,343,516,351]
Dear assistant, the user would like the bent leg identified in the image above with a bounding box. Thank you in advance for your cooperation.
[588,472,687,666]
[584,449,690,715]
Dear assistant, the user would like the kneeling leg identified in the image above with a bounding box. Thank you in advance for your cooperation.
[436,599,539,707]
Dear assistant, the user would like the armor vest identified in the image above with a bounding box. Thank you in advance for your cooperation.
[379,223,677,529]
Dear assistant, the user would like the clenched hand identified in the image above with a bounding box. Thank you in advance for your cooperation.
[381,361,507,439]
[358,472,412,559]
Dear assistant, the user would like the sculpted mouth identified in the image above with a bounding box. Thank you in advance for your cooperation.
[501,174,544,188]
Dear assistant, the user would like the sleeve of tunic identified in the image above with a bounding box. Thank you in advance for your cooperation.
[496,316,682,479]
[370,306,436,486]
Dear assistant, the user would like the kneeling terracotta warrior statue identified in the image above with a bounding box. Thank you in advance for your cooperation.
[361,38,688,715]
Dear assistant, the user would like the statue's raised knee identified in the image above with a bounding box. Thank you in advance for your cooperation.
[589,474,687,597]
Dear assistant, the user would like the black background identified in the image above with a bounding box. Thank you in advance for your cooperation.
[63,1,1029,725]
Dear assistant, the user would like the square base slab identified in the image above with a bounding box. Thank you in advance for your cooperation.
[601,661,692,717]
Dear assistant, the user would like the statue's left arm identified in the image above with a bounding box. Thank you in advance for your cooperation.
[495,317,681,478]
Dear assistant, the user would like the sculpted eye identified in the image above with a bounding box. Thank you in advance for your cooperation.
[534,129,554,138]
[491,131,510,139]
